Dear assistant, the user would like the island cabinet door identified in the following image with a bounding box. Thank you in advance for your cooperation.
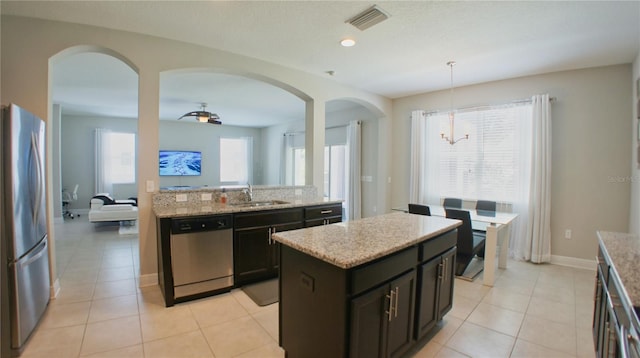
[349,269,416,358]
[415,247,456,340]
[415,257,440,338]
[437,248,456,318]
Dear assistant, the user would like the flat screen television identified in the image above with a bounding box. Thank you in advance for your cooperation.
[159,150,202,176]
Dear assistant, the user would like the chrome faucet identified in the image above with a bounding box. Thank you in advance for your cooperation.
[243,183,253,202]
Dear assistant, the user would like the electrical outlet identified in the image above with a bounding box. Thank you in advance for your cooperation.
[145,180,155,192]
[201,193,212,201]
[176,194,188,202]
[565,229,572,239]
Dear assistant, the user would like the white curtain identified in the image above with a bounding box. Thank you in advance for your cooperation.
[409,110,427,203]
[281,133,297,185]
[346,120,361,220]
[94,128,113,195]
[514,94,552,263]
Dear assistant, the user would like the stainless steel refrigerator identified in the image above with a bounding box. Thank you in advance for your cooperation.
[1,104,50,355]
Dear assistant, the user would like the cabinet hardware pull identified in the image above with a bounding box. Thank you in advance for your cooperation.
[394,287,399,318]
[444,258,448,283]
[268,227,273,245]
[438,262,443,280]
[320,210,332,214]
[385,290,395,321]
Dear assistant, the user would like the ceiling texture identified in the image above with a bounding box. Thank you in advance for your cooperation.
[2,1,639,127]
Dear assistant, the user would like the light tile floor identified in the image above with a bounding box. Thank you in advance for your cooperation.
[21,216,597,357]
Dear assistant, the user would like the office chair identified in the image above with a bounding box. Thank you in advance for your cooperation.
[408,203,431,216]
[445,208,486,276]
[62,184,79,219]
[442,197,462,209]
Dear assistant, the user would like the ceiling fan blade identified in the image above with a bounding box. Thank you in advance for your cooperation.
[178,111,198,119]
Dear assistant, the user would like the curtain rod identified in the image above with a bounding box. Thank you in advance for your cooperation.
[283,121,360,136]
[423,96,556,116]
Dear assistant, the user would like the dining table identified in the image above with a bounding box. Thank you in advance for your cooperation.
[394,205,518,286]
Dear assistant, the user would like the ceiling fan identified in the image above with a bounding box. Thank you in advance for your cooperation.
[178,103,222,125]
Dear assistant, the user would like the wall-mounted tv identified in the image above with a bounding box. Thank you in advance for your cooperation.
[159,150,202,176]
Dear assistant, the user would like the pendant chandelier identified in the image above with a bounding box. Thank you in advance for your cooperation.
[178,103,222,125]
[440,61,469,145]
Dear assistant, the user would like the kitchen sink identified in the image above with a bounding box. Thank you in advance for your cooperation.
[229,200,289,208]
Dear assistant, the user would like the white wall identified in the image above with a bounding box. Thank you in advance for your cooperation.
[392,65,632,261]
[159,121,263,188]
[61,114,138,210]
[629,51,640,235]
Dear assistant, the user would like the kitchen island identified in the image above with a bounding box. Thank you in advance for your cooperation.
[272,212,461,358]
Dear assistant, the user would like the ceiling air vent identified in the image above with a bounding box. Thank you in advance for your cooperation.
[346,5,390,31]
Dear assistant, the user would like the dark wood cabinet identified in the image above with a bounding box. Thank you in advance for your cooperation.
[234,208,303,286]
[280,229,457,358]
[415,247,456,339]
[304,203,343,227]
[350,270,416,358]
[592,240,640,358]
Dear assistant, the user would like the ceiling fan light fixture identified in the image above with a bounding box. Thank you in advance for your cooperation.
[178,103,222,125]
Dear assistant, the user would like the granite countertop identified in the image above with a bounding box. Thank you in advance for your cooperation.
[153,197,342,218]
[597,231,640,308]
[271,212,461,269]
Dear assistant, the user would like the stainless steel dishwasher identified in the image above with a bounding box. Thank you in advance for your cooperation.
[170,214,233,299]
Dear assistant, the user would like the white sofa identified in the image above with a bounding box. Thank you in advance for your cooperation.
[88,194,138,222]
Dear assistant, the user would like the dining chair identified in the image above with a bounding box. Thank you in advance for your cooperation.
[445,208,486,276]
[408,203,431,216]
[442,197,462,209]
[476,200,497,216]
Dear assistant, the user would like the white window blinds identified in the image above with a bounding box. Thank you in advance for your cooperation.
[427,103,532,203]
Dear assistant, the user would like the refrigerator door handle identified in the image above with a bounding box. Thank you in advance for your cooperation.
[19,240,47,268]
[31,132,44,224]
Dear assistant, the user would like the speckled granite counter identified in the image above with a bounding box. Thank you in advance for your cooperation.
[153,197,341,218]
[597,231,640,309]
[271,212,461,269]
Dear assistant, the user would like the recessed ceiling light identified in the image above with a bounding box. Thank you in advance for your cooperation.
[340,38,356,47]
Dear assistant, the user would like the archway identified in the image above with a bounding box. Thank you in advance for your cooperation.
[49,46,139,291]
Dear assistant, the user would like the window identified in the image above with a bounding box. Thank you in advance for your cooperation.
[220,137,252,184]
[427,104,532,203]
[324,145,346,200]
[104,132,136,184]
[292,147,306,186]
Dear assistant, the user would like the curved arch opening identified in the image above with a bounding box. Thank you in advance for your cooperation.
[49,46,139,290]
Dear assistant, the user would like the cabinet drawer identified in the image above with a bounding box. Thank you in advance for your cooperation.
[419,230,457,263]
[234,208,304,229]
[304,204,342,220]
[350,246,418,296]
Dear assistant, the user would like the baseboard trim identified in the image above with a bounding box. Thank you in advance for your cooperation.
[138,273,158,288]
[550,255,596,271]
[50,278,61,299]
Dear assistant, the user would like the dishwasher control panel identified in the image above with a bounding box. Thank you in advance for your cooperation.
[170,215,233,234]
